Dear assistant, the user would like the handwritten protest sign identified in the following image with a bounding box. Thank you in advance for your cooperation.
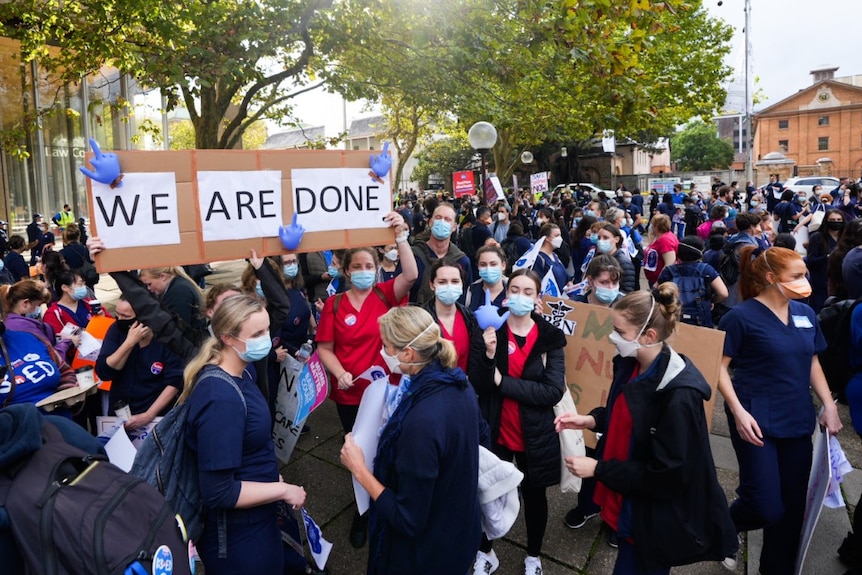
[86,150,394,272]
[795,426,832,575]
[541,297,724,448]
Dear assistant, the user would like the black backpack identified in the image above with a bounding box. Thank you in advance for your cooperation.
[817,297,862,402]
[0,422,191,575]
[130,365,246,544]
[667,263,713,327]
[501,237,522,270]
[718,242,741,286]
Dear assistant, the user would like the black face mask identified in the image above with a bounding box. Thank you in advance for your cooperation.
[115,318,136,332]
[826,221,845,231]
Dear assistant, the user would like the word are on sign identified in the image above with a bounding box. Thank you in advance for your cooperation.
[291,168,391,233]
[197,170,284,241]
[91,173,181,249]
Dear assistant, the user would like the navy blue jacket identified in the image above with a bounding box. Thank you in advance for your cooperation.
[369,362,482,575]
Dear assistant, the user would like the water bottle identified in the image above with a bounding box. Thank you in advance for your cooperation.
[297,340,313,362]
[291,340,313,379]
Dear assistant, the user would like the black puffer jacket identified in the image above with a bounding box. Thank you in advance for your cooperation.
[468,314,566,487]
[590,347,737,571]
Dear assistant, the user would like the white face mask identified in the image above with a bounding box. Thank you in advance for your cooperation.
[608,300,659,357]
[550,236,563,249]
[497,212,507,221]
[384,249,399,262]
[380,323,435,374]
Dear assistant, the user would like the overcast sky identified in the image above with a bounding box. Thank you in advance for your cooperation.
[287,0,862,138]
[706,0,861,107]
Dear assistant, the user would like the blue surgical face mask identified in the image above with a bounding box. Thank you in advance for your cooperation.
[479,267,502,285]
[597,239,613,254]
[72,286,88,301]
[584,209,596,218]
[589,233,599,244]
[25,309,42,320]
[506,293,535,317]
[430,219,452,240]
[573,217,582,226]
[327,265,341,278]
[255,281,265,298]
[350,270,376,290]
[233,334,272,363]
[283,263,298,278]
[434,284,462,305]
[594,285,620,304]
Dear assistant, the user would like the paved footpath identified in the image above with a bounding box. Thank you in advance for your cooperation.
[93,261,861,575]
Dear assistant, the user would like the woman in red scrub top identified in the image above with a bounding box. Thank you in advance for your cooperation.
[421,258,479,373]
[315,211,416,548]
[468,269,566,575]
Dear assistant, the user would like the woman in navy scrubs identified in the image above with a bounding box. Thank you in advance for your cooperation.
[466,245,508,311]
[181,294,306,574]
[718,246,842,575]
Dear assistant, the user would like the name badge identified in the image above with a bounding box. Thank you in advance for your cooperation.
[792,315,813,328]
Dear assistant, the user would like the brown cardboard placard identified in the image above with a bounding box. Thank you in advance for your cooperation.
[541,297,725,448]
[85,149,395,272]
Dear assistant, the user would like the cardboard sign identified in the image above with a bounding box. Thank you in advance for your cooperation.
[453,170,476,196]
[293,352,329,423]
[541,297,724,448]
[85,150,395,272]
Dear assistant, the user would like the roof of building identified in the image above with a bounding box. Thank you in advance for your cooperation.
[348,115,384,138]
[263,126,325,149]
[755,79,862,117]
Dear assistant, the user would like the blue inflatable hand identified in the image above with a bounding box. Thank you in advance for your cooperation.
[370,142,391,178]
[79,138,123,188]
[279,213,305,250]
[475,289,510,331]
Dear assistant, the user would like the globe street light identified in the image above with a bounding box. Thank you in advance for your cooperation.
[468,121,497,202]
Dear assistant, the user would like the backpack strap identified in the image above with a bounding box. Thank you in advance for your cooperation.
[200,366,247,415]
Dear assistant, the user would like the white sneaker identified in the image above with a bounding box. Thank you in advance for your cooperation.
[524,555,543,575]
[472,550,499,575]
[721,555,737,570]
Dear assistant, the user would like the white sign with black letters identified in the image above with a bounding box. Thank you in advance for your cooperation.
[197,170,283,241]
[291,169,391,232]
[91,173,181,248]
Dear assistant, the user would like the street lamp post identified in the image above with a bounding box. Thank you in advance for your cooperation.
[561,146,569,187]
[468,121,498,204]
[744,0,754,185]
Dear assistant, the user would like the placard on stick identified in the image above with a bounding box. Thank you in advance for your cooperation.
[86,149,395,272]
[541,297,725,448]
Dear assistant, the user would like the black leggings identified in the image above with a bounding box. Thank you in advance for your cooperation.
[480,447,548,557]
[335,403,360,434]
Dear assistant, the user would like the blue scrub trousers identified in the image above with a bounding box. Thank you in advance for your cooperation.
[197,505,283,575]
[727,413,812,575]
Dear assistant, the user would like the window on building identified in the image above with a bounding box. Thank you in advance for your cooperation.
[819,137,829,151]
[353,145,360,150]
[818,116,830,126]
[778,119,789,129]
[778,140,789,153]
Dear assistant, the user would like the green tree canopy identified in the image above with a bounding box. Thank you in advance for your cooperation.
[671,120,734,171]
[410,134,474,192]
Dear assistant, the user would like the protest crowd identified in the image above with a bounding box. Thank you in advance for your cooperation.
[1,175,862,575]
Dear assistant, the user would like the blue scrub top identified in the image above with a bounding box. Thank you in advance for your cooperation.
[719,298,826,437]
[0,331,62,407]
[185,366,279,482]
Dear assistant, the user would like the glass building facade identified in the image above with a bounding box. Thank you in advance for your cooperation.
[0,37,168,236]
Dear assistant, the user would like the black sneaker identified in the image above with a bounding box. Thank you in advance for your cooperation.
[839,531,861,568]
[608,530,619,549]
[349,511,368,548]
[564,507,599,529]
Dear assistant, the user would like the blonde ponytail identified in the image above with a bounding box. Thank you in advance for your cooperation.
[177,338,223,405]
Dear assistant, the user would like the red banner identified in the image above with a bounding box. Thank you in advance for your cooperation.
[452,170,475,196]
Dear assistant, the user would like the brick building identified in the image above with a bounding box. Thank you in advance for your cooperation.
[753,68,862,181]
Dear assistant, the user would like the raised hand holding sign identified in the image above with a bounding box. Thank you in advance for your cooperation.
[474,288,509,331]
[369,142,391,183]
[79,138,123,188]
[279,213,305,250]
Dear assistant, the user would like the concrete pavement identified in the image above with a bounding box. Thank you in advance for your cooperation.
[91,260,861,575]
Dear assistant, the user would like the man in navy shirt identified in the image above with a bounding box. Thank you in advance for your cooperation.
[96,297,184,430]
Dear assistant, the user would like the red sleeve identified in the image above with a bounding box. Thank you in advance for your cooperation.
[377,278,405,307]
[656,233,679,255]
[44,305,65,336]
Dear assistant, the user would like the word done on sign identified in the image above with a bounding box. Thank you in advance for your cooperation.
[291,168,391,232]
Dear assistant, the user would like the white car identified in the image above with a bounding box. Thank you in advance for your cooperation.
[552,183,609,199]
[781,176,840,196]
